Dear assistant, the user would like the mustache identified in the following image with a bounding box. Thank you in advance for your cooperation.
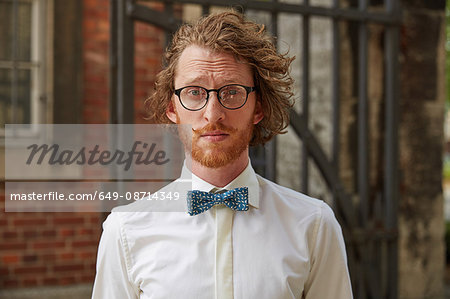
[192,123,237,135]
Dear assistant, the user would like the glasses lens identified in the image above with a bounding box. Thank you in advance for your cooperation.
[219,85,247,109]
[180,87,207,110]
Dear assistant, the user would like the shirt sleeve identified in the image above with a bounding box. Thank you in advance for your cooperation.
[303,203,353,299]
[91,212,140,299]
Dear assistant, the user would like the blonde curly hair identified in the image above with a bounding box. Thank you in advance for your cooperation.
[145,10,294,146]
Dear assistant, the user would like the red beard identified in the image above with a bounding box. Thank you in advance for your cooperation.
[177,119,252,169]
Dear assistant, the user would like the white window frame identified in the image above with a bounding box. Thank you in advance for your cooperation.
[0,0,53,137]
[0,0,53,180]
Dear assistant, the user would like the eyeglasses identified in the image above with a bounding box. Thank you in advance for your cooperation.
[174,84,257,111]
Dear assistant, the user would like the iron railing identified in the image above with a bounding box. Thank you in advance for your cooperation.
[110,1,402,297]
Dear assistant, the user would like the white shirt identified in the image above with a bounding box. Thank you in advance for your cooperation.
[92,161,353,299]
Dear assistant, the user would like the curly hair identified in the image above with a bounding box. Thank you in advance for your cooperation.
[145,10,295,146]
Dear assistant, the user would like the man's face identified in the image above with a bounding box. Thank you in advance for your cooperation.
[166,45,263,168]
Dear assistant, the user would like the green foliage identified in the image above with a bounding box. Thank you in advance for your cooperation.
[444,155,450,179]
[446,221,450,263]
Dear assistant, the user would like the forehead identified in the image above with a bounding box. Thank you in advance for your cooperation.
[174,45,253,86]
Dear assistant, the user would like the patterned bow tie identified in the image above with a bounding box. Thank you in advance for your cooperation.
[187,187,249,216]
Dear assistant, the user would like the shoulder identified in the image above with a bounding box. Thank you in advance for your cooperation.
[101,209,134,239]
[257,175,331,210]
[256,175,339,226]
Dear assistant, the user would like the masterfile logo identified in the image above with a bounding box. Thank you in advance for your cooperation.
[5,124,189,180]
[26,141,170,171]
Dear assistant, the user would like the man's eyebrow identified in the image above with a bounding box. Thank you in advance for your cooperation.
[182,77,244,86]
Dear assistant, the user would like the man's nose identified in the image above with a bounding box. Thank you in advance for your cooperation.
[203,92,225,123]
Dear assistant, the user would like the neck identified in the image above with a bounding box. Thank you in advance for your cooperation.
[189,150,249,187]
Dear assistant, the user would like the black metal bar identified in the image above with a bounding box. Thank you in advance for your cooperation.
[301,11,310,194]
[357,0,369,229]
[373,193,385,297]
[264,142,276,181]
[264,5,278,182]
[345,238,359,297]
[11,0,18,124]
[202,4,210,15]
[356,2,372,298]
[109,0,120,205]
[385,1,400,298]
[271,0,278,38]
[110,0,118,124]
[171,0,401,24]
[117,0,135,124]
[332,0,340,200]
[128,2,182,32]
[289,110,357,228]
[164,1,174,50]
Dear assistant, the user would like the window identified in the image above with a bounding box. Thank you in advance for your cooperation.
[0,0,52,130]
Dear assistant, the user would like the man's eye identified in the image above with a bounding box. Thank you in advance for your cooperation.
[187,89,202,96]
[222,89,239,97]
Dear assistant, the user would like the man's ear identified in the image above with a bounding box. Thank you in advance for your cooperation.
[166,100,178,123]
[253,100,264,125]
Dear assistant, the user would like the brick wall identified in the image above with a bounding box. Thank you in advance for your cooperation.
[0,0,165,292]
[0,189,101,288]
[83,0,165,124]
[83,0,110,124]
[134,4,165,123]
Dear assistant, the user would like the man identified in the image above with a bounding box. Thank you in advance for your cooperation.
[92,11,353,299]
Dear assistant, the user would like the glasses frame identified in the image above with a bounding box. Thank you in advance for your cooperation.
[173,84,257,111]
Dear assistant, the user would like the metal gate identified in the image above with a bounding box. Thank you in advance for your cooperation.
[109,1,401,298]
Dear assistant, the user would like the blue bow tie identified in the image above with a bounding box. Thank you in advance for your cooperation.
[187,187,249,216]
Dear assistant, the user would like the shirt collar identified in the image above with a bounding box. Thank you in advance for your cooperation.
[180,159,260,209]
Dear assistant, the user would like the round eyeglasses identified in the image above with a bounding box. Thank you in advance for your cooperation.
[174,84,257,111]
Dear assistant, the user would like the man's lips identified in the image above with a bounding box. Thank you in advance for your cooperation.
[200,131,229,141]
[201,130,228,137]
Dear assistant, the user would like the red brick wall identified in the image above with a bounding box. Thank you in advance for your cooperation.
[133,1,166,123]
[83,0,110,124]
[0,0,166,290]
[0,188,101,287]
[82,0,165,124]
[134,16,165,123]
